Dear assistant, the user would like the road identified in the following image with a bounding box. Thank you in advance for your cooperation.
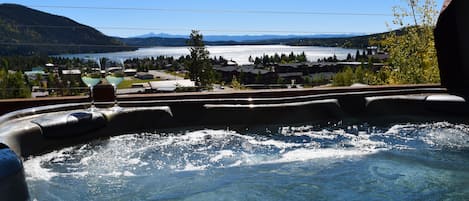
[148,70,184,80]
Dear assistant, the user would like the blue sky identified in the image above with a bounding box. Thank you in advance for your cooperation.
[1,0,443,37]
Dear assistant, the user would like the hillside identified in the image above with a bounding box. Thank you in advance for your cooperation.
[276,31,398,48]
[0,4,135,56]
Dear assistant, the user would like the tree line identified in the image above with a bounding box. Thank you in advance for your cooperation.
[249,52,307,65]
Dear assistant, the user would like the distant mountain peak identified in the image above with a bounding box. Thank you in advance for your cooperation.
[130,32,366,42]
[132,32,189,39]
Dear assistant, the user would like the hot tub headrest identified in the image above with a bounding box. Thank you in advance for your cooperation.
[31,111,106,138]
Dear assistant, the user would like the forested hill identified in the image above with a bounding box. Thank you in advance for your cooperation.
[272,31,395,48]
[0,4,135,56]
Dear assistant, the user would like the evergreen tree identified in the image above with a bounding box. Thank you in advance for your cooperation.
[186,30,215,88]
[289,52,295,61]
[274,53,281,63]
[346,53,352,61]
[254,57,261,65]
[298,52,307,62]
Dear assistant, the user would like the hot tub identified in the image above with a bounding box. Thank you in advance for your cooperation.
[1,86,469,200]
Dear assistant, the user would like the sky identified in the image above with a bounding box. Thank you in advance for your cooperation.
[1,0,444,37]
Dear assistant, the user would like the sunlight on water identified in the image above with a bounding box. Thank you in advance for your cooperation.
[60,45,360,65]
[25,122,469,201]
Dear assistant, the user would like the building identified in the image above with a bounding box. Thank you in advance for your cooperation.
[135,72,154,80]
[61,69,82,86]
[31,86,49,98]
[124,69,137,76]
[149,80,195,92]
[278,72,304,84]
[106,67,123,73]
[24,70,47,81]
[276,63,309,73]
[214,65,277,84]
[366,46,389,61]
[61,69,81,80]
[61,69,81,75]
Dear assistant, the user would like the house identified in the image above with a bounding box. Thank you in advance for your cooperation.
[61,69,81,80]
[61,69,82,84]
[226,60,238,66]
[214,65,277,84]
[278,72,304,84]
[31,86,49,98]
[124,69,137,76]
[61,69,81,75]
[149,79,195,92]
[366,46,389,61]
[107,67,123,73]
[367,46,379,55]
[24,70,47,81]
[31,66,45,72]
[135,72,154,80]
[276,63,309,73]
[44,63,59,73]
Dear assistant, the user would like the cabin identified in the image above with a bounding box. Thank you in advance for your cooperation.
[124,69,137,76]
[134,72,154,80]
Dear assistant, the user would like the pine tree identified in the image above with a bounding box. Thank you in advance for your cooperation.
[346,53,352,61]
[355,50,361,61]
[186,30,215,88]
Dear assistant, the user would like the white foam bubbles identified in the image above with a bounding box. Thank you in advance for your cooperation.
[275,148,374,164]
[24,122,469,183]
[210,150,235,163]
[23,153,59,181]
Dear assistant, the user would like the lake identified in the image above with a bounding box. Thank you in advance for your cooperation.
[60,45,360,65]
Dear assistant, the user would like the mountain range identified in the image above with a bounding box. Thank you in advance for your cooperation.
[131,32,364,42]
[0,3,383,56]
[121,32,385,48]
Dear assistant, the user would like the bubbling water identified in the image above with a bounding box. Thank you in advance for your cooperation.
[25,122,469,201]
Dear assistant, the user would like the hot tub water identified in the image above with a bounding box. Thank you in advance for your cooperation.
[25,122,469,200]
